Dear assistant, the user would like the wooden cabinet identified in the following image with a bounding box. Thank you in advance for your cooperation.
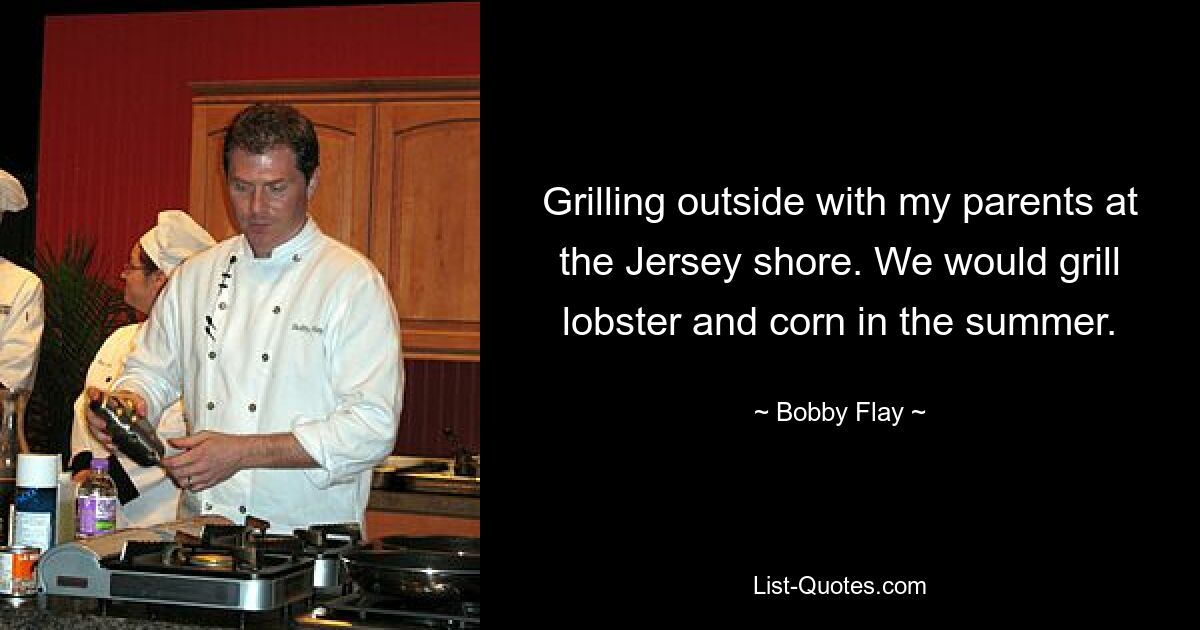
[189,79,480,360]
[373,102,480,357]
[365,490,480,539]
[366,510,480,539]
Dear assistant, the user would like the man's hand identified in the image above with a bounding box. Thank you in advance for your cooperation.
[163,431,245,492]
[85,387,149,452]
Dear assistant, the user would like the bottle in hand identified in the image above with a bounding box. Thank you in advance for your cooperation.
[76,458,118,539]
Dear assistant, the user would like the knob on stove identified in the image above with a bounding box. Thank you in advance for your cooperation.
[304,522,364,546]
[294,527,326,547]
[245,515,270,535]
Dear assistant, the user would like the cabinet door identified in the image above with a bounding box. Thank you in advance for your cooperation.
[373,101,480,359]
[365,510,480,539]
[189,103,374,254]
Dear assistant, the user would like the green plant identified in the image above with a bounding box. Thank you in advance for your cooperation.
[27,236,135,458]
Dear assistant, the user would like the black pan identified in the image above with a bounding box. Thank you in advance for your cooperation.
[379,535,480,556]
[343,549,480,604]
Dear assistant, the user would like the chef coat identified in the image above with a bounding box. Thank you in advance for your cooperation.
[0,257,44,391]
[70,323,187,528]
[117,218,403,533]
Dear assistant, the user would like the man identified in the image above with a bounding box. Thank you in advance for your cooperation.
[0,168,43,392]
[88,104,404,532]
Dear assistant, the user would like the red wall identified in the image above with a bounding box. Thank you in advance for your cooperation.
[38,3,480,457]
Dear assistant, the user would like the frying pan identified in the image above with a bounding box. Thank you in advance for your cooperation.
[342,549,480,604]
[379,535,480,556]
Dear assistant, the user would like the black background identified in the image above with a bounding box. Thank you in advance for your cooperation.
[493,8,1187,625]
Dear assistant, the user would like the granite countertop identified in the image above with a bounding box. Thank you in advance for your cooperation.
[1,596,297,629]
[0,608,201,630]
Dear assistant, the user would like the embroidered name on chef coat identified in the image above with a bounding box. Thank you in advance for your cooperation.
[291,323,325,335]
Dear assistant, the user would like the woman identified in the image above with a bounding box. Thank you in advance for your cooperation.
[70,210,215,527]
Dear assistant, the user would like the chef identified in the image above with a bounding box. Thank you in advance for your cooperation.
[70,210,215,527]
[87,104,404,533]
[0,168,43,392]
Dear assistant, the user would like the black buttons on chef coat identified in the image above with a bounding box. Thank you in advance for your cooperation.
[273,306,281,314]
[238,505,247,513]
[262,353,269,362]
[219,302,227,310]
[205,502,212,510]
[105,376,112,383]
[206,402,215,410]
[208,351,216,359]
[249,403,257,412]
[293,254,301,262]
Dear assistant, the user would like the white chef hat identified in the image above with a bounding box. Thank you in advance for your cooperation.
[0,169,29,213]
[139,210,216,275]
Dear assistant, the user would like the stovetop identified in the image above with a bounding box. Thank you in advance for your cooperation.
[98,532,315,611]
[103,521,359,576]
[105,540,311,579]
[38,518,480,625]
[38,518,362,611]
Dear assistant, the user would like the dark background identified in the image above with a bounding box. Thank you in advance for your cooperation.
[494,8,1187,624]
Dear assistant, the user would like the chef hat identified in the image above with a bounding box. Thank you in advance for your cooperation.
[0,169,29,213]
[139,210,216,275]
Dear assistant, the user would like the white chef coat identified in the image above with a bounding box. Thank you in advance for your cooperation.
[117,218,403,534]
[70,323,187,528]
[0,257,44,391]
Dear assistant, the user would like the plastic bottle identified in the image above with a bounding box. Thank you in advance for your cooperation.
[75,459,118,539]
[9,453,60,551]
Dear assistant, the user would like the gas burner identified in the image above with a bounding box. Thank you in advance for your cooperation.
[187,552,235,569]
[84,538,318,610]
[37,516,329,612]
[117,540,299,576]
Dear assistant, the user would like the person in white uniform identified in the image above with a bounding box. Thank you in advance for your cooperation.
[69,210,215,527]
[87,104,404,533]
[0,168,43,392]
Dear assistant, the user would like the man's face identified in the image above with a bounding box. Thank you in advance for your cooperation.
[226,146,316,257]
[121,244,164,315]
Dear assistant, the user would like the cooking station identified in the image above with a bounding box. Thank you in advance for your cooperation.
[15,517,480,629]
